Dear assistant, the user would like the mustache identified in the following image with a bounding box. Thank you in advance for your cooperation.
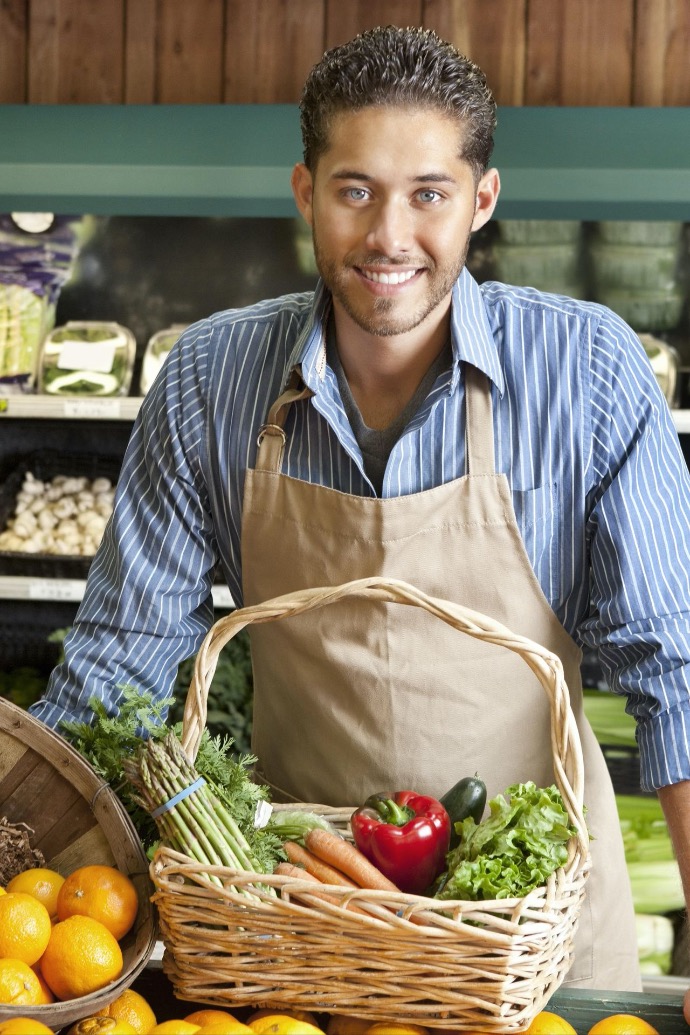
[348,255,432,270]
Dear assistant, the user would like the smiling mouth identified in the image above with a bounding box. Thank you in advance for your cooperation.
[358,267,420,285]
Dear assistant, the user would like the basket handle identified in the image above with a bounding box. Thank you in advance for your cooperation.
[180,576,588,854]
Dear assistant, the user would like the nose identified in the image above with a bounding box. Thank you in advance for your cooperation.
[365,198,413,256]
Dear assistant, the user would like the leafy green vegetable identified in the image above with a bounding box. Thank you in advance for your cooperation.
[636,912,675,974]
[435,781,580,901]
[60,685,280,869]
[616,793,684,914]
[583,689,638,748]
[265,809,339,844]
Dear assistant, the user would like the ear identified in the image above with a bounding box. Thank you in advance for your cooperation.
[291,163,314,226]
[471,167,500,233]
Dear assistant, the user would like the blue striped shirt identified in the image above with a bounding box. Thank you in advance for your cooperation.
[32,269,690,791]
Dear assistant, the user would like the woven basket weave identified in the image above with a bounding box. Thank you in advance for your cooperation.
[152,576,591,1032]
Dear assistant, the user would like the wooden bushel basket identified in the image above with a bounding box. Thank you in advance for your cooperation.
[0,697,157,1030]
[152,576,591,1032]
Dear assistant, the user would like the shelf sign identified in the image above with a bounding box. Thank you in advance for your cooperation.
[27,578,85,601]
[63,398,122,419]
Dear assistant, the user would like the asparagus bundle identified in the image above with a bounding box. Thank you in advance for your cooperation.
[124,730,273,892]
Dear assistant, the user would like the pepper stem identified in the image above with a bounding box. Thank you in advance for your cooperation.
[373,797,415,826]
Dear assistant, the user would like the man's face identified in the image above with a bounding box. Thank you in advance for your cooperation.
[292,105,499,339]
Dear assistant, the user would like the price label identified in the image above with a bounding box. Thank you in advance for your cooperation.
[28,579,85,601]
[63,398,122,419]
[212,584,235,609]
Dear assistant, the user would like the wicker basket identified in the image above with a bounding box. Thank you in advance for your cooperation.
[0,697,157,1030]
[152,576,591,1032]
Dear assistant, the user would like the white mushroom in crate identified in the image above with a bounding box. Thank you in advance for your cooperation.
[0,469,115,556]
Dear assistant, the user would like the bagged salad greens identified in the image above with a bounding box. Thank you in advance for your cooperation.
[0,215,86,392]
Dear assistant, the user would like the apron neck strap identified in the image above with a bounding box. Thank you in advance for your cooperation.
[464,363,495,476]
[255,362,495,477]
[255,367,314,473]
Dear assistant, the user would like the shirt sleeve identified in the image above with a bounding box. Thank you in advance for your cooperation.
[29,322,218,733]
[581,308,690,790]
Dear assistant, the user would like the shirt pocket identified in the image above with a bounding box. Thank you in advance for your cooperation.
[510,482,561,607]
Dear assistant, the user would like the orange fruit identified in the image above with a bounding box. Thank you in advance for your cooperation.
[247,1010,319,1025]
[57,865,138,941]
[525,1011,577,1034]
[67,1020,138,1035]
[0,887,6,896]
[6,868,66,921]
[0,1019,55,1035]
[195,1023,254,1035]
[247,1017,324,1034]
[185,1013,242,1027]
[31,965,56,1005]
[0,893,52,966]
[364,1026,428,1035]
[149,1023,201,1034]
[40,915,123,1001]
[588,1017,660,1034]
[0,958,43,1006]
[97,988,158,1034]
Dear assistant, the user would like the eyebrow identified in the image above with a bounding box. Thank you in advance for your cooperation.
[331,170,458,185]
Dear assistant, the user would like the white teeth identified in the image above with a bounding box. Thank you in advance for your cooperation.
[362,268,417,285]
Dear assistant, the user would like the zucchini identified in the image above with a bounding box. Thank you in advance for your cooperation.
[440,774,487,849]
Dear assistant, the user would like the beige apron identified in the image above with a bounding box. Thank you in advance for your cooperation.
[240,363,641,991]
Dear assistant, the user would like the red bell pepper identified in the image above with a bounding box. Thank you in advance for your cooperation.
[350,790,451,895]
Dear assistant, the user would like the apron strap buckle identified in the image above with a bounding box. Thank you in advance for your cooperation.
[257,423,287,448]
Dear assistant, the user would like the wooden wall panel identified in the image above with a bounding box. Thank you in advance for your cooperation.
[325,0,424,49]
[634,0,690,105]
[424,0,526,105]
[124,0,156,103]
[1,0,688,107]
[0,0,28,102]
[525,0,634,105]
[155,0,225,102]
[224,0,325,102]
[27,0,125,103]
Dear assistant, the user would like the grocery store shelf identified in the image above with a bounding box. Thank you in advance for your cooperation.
[0,394,143,420]
[0,575,235,608]
[2,392,689,433]
[0,105,689,218]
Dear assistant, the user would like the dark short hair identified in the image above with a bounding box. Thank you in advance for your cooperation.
[299,25,497,179]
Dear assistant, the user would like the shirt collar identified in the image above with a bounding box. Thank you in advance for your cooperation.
[287,268,505,396]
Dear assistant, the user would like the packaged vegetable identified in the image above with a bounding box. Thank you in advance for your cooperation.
[38,320,136,396]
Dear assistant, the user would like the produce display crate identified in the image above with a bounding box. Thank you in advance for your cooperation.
[0,448,122,579]
[152,576,591,1033]
[0,696,158,1030]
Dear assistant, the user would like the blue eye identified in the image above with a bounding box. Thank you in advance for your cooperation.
[344,187,369,201]
[417,189,442,203]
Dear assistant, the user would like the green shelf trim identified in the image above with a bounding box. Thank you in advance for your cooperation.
[0,104,689,218]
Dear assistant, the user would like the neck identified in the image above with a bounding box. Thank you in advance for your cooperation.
[332,303,451,430]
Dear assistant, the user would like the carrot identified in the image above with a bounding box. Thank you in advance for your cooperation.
[304,828,400,892]
[283,841,359,887]
[273,862,365,913]
[273,862,322,883]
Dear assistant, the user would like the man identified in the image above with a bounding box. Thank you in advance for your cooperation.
[31,26,690,1001]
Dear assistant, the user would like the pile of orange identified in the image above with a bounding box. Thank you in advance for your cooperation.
[0,862,138,1007]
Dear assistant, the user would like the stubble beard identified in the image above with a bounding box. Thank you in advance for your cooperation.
[312,234,471,338]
